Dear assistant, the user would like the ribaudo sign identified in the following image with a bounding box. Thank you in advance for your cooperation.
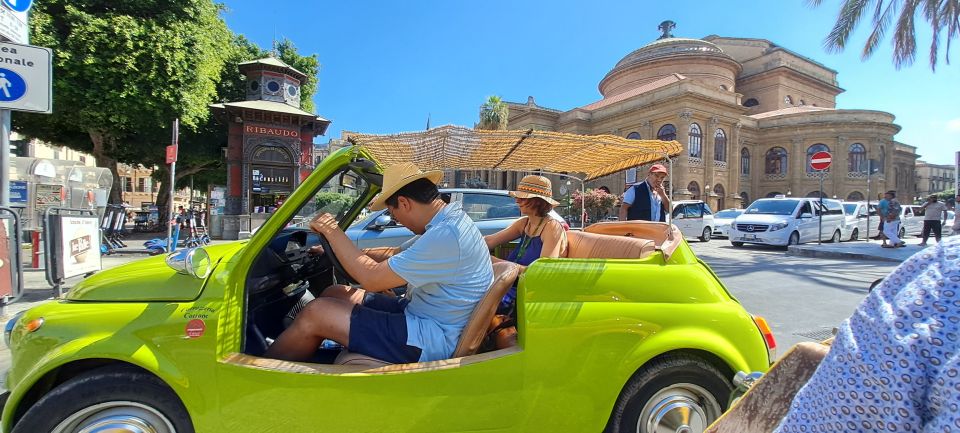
[244,124,300,139]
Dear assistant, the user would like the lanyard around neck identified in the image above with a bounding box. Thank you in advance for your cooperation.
[515,217,547,259]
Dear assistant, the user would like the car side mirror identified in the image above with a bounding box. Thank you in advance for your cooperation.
[800,212,813,219]
[165,247,212,279]
[371,214,393,230]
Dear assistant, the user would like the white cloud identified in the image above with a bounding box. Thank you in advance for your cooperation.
[947,118,960,132]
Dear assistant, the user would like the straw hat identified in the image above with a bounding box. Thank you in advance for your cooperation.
[509,175,559,206]
[369,162,444,211]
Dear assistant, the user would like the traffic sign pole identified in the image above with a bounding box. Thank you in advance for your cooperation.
[0,109,8,207]
[818,171,824,245]
[166,119,179,254]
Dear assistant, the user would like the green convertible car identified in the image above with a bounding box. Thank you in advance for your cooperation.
[2,138,774,433]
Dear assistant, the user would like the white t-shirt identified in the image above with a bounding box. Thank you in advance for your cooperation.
[923,202,947,221]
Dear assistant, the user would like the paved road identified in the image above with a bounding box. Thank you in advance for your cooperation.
[688,238,898,353]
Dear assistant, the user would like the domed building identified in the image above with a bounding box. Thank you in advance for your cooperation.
[498,22,918,211]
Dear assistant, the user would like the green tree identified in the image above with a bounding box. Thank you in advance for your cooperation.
[14,0,232,203]
[808,0,960,70]
[478,95,509,130]
[572,189,617,224]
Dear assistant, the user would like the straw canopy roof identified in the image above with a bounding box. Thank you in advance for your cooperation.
[348,125,682,181]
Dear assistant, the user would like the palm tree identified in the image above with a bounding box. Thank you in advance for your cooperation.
[478,95,509,130]
[808,0,959,70]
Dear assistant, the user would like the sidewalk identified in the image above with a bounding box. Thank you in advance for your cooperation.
[787,235,951,263]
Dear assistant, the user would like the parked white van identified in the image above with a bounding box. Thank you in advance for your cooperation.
[841,201,879,241]
[729,196,846,247]
[671,200,715,242]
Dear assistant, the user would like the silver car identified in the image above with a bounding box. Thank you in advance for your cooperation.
[346,188,567,249]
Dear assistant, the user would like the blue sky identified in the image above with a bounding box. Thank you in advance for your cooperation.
[221,0,959,165]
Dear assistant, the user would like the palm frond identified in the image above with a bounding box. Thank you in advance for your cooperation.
[941,0,960,64]
[926,0,941,69]
[889,0,921,68]
[825,0,874,52]
[861,0,899,60]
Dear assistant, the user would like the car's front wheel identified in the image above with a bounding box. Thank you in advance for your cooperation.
[850,228,859,241]
[12,365,193,433]
[605,354,730,433]
[699,227,711,242]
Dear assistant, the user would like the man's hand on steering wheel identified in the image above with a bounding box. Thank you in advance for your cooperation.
[309,213,340,237]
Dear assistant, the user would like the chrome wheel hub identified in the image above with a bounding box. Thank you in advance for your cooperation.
[638,384,721,433]
[53,401,176,433]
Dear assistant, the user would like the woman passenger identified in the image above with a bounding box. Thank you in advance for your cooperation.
[484,175,568,309]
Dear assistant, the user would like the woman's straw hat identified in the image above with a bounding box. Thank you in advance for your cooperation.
[509,174,559,206]
[369,162,444,211]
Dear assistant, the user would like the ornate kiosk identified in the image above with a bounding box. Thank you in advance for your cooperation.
[211,57,330,239]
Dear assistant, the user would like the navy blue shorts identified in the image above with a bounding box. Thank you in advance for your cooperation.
[348,292,422,364]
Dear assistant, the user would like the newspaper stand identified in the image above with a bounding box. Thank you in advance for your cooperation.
[43,207,102,297]
[0,207,23,309]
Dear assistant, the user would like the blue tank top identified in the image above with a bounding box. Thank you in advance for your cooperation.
[501,218,547,306]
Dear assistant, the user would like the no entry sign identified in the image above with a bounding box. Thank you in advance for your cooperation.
[810,151,832,171]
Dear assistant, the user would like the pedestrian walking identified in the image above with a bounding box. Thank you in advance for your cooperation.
[619,164,670,222]
[918,194,947,247]
[876,193,889,245]
[881,190,904,248]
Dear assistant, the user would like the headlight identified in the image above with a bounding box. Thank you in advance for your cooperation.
[4,310,25,347]
[769,221,789,231]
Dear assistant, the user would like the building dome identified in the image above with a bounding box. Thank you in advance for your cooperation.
[599,37,740,98]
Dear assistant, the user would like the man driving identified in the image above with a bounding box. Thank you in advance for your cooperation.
[265,162,494,363]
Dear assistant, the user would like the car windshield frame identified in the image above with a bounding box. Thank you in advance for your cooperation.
[288,167,373,228]
[744,199,799,216]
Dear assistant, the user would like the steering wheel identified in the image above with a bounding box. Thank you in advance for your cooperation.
[312,232,360,285]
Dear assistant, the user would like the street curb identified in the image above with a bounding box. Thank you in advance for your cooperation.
[786,245,905,263]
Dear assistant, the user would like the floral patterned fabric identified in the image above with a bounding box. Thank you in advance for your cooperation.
[774,237,960,432]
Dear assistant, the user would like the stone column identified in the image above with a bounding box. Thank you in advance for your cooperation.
[729,122,742,207]
[790,137,805,197]
[705,116,719,208]
[676,110,693,198]
[834,136,847,199]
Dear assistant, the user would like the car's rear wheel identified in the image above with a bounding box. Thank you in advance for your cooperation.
[12,366,193,433]
[829,230,841,243]
[899,226,906,239]
[850,228,859,241]
[605,354,730,433]
[699,227,711,242]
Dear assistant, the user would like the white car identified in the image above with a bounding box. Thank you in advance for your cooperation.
[841,201,879,241]
[945,210,956,236]
[712,208,744,238]
[671,200,715,242]
[729,196,845,247]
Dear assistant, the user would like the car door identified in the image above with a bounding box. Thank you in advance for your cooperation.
[796,200,819,242]
[671,204,697,238]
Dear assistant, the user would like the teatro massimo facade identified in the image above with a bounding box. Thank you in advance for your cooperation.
[499,23,918,211]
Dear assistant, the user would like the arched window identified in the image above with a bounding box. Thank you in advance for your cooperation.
[765,147,788,175]
[714,128,727,162]
[626,132,641,140]
[847,191,865,201]
[765,191,783,198]
[784,95,793,105]
[688,123,702,158]
[687,181,701,200]
[848,143,866,173]
[799,99,806,106]
[806,143,830,173]
[740,191,750,205]
[740,147,750,175]
[714,184,726,209]
[743,98,759,107]
[806,191,824,198]
[720,84,729,91]
[657,124,677,141]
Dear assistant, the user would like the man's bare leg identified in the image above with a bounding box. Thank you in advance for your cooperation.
[318,284,366,304]
[264,297,354,361]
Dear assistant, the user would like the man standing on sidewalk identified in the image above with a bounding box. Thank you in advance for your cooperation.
[876,193,889,245]
[881,190,905,248]
[919,194,947,247]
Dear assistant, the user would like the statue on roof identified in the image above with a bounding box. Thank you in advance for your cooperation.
[657,20,676,39]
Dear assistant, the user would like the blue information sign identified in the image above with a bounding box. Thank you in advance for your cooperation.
[1,0,32,13]
[0,68,25,102]
[9,180,26,203]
